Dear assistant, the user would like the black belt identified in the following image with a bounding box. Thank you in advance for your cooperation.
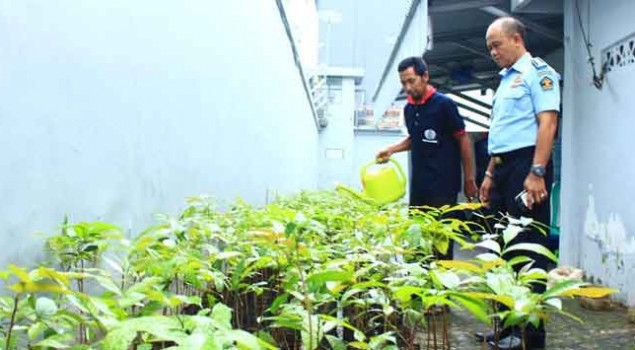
[492,146,535,165]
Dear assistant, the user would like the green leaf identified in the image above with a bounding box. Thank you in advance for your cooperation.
[502,312,525,328]
[8,264,30,282]
[392,286,424,303]
[27,321,49,341]
[301,314,323,350]
[450,293,491,325]
[507,256,534,267]
[561,286,619,298]
[94,275,122,296]
[433,271,461,290]
[434,237,450,254]
[101,327,137,350]
[319,314,365,341]
[9,281,67,294]
[542,279,584,299]
[437,260,482,273]
[325,334,346,350]
[476,253,501,262]
[369,332,396,348]
[348,341,370,349]
[267,293,289,313]
[476,240,501,254]
[544,297,562,310]
[82,244,99,253]
[307,270,353,286]
[177,332,221,350]
[34,336,73,348]
[503,243,558,262]
[211,303,233,330]
[502,225,524,245]
[486,272,515,296]
[226,329,277,350]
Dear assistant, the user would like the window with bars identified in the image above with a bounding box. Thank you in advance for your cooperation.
[602,32,635,72]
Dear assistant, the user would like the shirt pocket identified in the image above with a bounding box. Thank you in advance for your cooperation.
[499,88,531,116]
[420,134,441,157]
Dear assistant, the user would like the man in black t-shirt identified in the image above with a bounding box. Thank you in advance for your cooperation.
[376,56,478,259]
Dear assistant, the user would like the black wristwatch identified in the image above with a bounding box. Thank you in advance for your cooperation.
[530,164,546,177]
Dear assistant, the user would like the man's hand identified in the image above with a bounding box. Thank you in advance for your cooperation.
[523,174,548,209]
[375,147,393,163]
[479,176,493,206]
[464,179,478,201]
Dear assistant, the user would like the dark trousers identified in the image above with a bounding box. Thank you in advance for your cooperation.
[489,146,553,335]
[410,194,458,260]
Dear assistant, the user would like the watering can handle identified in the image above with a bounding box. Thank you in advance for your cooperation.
[388,158,407,187]
[360,158,407,187]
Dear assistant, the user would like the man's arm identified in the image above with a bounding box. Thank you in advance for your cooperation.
[524,111,558,207]
[479,158,495,205]
[455,133,478,199]
[376,136,411,162]
[524,64,561,208]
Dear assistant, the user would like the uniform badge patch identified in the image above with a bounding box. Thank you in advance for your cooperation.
[424,129,437,140]
[540,76,554,91]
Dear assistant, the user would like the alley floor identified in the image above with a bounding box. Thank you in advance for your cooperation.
[443,298,635,349]
[438,246,635,349]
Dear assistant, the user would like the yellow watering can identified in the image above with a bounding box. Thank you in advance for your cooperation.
[336,158,407,206]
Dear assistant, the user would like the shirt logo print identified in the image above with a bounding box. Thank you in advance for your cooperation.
[423,129,438,144]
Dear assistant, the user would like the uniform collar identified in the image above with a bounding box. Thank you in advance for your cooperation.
[407,85,437,105]
[499,52,532,76]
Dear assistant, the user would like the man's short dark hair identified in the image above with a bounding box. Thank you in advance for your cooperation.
[499,16,526,41]
[398,56,428,76]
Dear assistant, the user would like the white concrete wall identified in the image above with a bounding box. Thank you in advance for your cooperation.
[318,76,357,189]
[0,1,318,268]
[317,74,409,196]
[562,0,635,306]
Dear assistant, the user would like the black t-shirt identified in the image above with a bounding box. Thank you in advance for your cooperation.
[404,91,465,200]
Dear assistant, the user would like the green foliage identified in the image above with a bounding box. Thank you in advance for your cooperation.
[0,191,615,349]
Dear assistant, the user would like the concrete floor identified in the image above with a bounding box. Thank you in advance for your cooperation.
[437,246,635,349]
[441,298,635,349]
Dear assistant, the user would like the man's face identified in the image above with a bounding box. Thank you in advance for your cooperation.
[399,67,428,100]
[486,24,520,68]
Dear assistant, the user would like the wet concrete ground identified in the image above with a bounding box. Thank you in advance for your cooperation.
[440,298,635,349]
[435,247,635,349]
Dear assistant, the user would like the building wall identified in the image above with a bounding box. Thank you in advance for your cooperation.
[0,1,318,268]
[562,0,635,306]
[317,75,409,197]
[316,0,410,96]
[318,76,357,189]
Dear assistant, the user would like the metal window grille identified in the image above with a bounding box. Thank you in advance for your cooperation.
[602,32,635,72]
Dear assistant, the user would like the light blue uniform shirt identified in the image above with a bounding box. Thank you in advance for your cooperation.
[488,52,561,154]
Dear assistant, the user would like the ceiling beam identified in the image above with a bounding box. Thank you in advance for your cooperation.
[480,6,563,43]
[450,41,492,60]
[429,0,504,14]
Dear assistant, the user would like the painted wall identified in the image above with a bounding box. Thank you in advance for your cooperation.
[0,1,318,268]
[318,76,357,189]
[562,0,635,306]
[315,0,412,97]
[317,74,409,197]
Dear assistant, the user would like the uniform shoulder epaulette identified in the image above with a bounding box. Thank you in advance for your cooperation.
[531,57,548,70]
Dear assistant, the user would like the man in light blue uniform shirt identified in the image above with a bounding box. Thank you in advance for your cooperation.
[477,17,560,350]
